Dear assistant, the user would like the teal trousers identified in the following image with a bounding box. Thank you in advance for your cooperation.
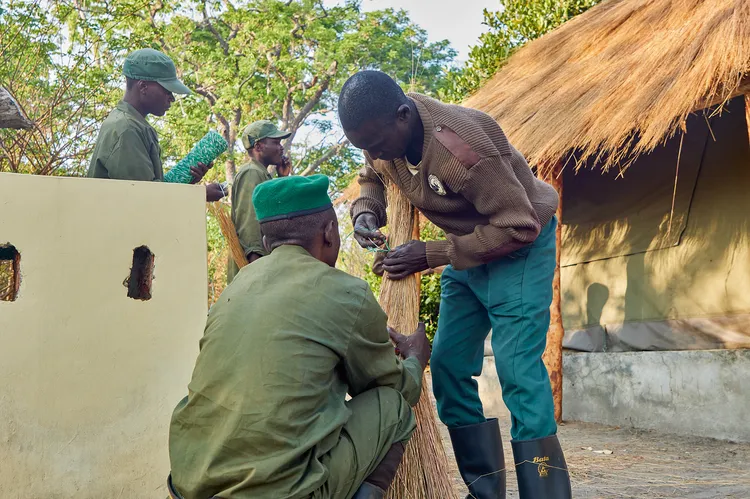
[431,217,557,441]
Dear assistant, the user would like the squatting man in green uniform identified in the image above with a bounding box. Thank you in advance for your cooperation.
[226,119,293,284]
[167,174,432,499]
[88,48,225,202]
[338,71,572,499]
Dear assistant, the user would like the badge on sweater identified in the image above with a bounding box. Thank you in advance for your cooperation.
[428,174,446,196]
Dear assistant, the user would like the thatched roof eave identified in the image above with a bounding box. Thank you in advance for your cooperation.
[465,0,750,176]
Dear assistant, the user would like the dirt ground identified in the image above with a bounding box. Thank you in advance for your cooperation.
[426,378,750,498]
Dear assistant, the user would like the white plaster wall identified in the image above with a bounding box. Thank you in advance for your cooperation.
[0,173,207,498]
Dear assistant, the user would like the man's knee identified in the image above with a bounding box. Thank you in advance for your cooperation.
[430,340,451,378]
[355,386,416,442]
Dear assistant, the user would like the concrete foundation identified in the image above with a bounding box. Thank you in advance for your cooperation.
[562,349,750,442]
[475,336,750,442]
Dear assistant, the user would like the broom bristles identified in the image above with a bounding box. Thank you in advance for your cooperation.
[208,202,248,269]
[379,183,455,498]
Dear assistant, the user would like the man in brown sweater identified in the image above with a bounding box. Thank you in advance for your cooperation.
[338,71,571,499]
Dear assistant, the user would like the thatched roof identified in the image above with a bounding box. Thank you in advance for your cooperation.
[465,0,750,176]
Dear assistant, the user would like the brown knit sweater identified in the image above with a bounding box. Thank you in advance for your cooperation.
[350,93,559,270]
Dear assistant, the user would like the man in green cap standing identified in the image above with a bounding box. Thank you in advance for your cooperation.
[168,174,431,499]
[226,119,292,284]
[88,48,225,202]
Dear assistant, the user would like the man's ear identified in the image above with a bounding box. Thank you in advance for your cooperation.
[138,80,149,95]
[396,103,411,123]
[262,235,271,253]
[323,220,336,247]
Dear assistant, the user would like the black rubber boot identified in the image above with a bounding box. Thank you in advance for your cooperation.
[352,442,405,499]
[449,418,506,499]
[351,481,385,499]
[511,435,572,499]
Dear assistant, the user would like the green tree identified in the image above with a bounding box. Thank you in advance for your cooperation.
[57,0,455,185]
[0,0,116,175]
[441,0,602,102]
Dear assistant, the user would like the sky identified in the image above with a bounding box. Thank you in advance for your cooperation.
[322,0,500,62]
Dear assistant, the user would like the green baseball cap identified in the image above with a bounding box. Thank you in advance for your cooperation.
[241,120,292,150]
[122,48,191,95]
[252,174,332,223]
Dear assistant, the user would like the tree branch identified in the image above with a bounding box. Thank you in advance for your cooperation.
[298,138,350,176]
[201,0,230,56]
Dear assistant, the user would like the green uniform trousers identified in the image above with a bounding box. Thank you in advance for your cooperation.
[431,217,558,441]
[314,386,416,499]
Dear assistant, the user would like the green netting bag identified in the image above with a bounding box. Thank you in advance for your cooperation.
[165,130,228,184]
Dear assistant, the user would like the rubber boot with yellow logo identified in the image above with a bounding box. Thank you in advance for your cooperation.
[511,435,572,498]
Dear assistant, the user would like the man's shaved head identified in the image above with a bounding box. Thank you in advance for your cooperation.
[338,71,420,162]
[338,71,409,131]
[261,208,340,267]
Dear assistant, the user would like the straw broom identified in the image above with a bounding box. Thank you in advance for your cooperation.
[207,202,248,269]
[379,182,455,499]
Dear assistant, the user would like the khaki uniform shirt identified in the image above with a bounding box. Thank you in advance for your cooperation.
[226,159,272,284]
[169,245,423,499]
[87,101,164,181]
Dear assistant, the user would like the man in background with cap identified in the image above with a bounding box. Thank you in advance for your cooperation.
[226,119,292,284]
[168,174,431,499]
[88,48,225,202]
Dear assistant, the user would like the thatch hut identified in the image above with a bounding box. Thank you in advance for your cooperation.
[465,0,750,440]
[467,0,750,352]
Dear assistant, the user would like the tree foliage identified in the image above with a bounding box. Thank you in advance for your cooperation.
[440,0,602,103]
[52,0,455,183]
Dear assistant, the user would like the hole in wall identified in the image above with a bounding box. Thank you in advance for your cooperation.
[0,243,20,302]
[124,246,154,301]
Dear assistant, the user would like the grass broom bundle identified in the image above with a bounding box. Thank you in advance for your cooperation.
[379,182,455,499]
[208,202,248,269]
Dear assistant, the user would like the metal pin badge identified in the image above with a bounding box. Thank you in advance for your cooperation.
[428,174,447,196]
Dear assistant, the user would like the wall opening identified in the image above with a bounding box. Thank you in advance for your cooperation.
[0,243,20,302]
[125,246,154,301]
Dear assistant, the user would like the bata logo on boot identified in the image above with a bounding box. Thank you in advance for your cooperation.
[533,456,550,478]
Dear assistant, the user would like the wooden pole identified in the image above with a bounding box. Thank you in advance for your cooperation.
[541,164,564,423]
[0,87,33,130]
[379,183,455,499]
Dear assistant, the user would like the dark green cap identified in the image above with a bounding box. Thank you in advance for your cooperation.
[123,48,191,95]
[241,120,291,150]
[252,174,332,223]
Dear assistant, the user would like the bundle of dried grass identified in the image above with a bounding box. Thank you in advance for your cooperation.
[207,202,248,269]
[378,183,455,499]
[466,0,750,177]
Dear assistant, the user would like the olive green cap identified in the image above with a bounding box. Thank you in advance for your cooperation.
[123,48,191,95]
[241,120,291,150]
[252,174,332,223]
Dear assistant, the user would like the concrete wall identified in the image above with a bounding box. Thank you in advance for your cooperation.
[476,337,750,442]
[562,349,750,442]
[0,173,207,498]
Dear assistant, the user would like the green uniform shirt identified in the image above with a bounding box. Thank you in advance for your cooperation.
[87,101,164,181]
[226,159,272,284]
[169,245,423,499]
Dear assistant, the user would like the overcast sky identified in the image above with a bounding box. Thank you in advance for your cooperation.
[322,0,501,61]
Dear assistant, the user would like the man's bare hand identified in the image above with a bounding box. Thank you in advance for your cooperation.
[190,162,213,184]
[205,183,226,202]
[275,155,292,177]
[388,322,431,370]
[353,212,386,249]
[382,240,429,280]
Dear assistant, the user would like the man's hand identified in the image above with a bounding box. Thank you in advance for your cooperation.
[381,240,429,280]
[190,162,213,184]
[275,155,292,177]
[353,212,386,249]
[388,322,431,370]
[205,183,226,202]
